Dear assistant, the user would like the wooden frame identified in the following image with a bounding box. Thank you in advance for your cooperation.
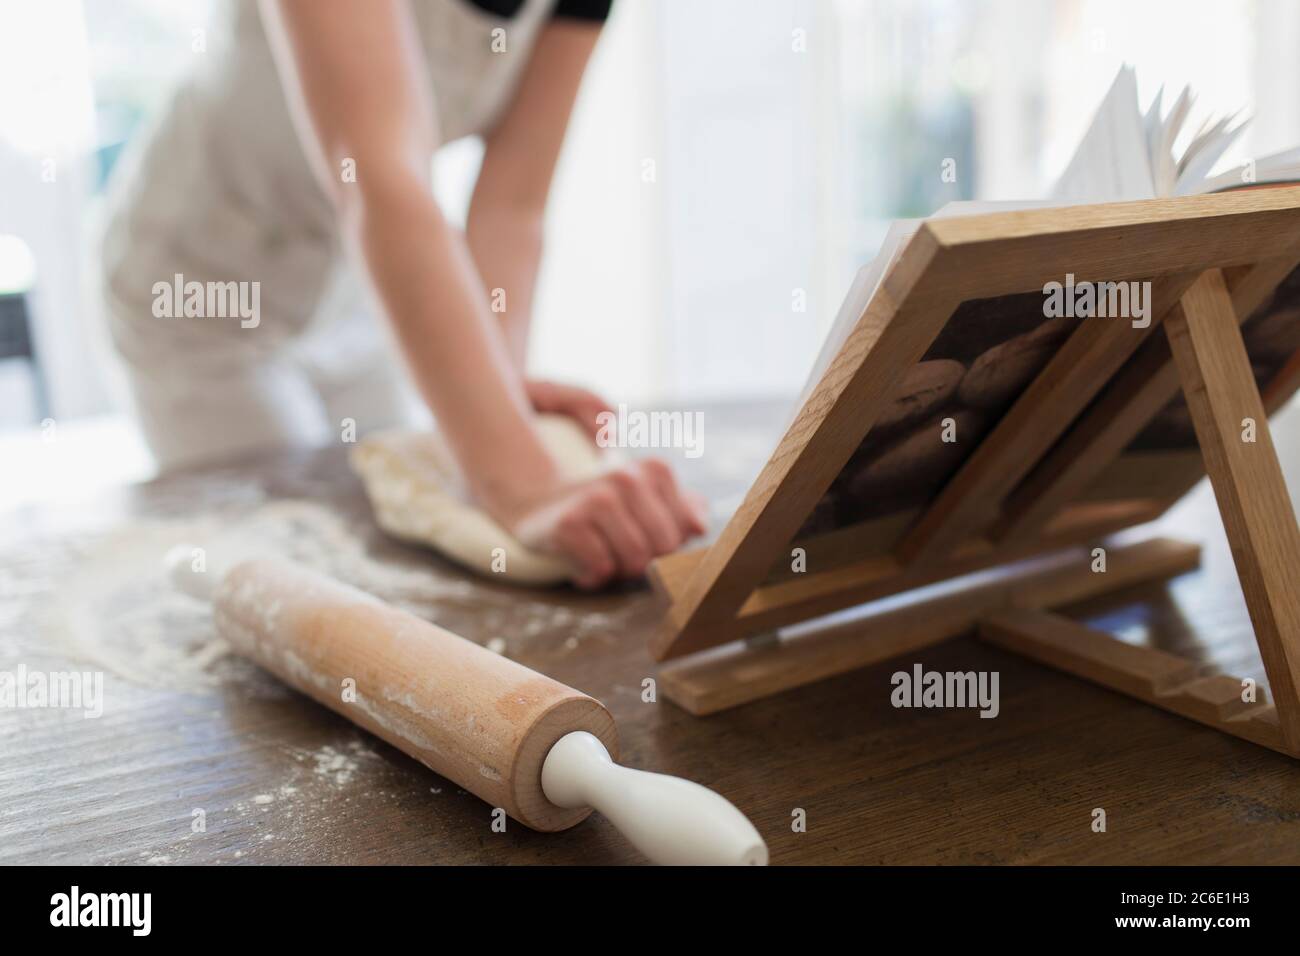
[649,187,1300,758]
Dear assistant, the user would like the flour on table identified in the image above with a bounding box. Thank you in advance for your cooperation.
[16,493,634,696]
[306,741,377,787]
[29,499,478,692]
[350,414,607,585]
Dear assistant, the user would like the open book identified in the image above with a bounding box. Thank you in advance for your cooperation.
[802,66,1300,399]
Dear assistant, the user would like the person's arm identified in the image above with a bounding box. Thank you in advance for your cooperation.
[468,20,614,438]
[260,0,705,587]
[260,0,552,505]
[467,19,593,370]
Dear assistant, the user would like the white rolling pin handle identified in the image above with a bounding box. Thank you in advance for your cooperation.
[541,731,768,866]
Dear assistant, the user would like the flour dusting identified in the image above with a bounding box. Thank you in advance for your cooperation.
[307,741,378,787]
[13,495,641,700]
[28,500,478,692]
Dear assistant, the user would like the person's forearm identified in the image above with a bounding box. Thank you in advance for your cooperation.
[466,199,544,371]
[257,0,566,518]
[341,165,557,509]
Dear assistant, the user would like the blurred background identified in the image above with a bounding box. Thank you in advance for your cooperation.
[2,0,1298,506]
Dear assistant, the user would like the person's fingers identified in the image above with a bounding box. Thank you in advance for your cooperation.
[609,466,682,555]
[576,387,613,413]
[554,511,616,589]
[579,410,606,443]
[524,380,557,412]
[683,489,710,532]
[529,383,612,444]
[585,483,652,577]
[577,396,614,443]
[639,458,707,537]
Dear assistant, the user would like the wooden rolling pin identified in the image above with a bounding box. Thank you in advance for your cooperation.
[167,550,766,865]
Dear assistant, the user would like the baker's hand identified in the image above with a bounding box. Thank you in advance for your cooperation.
[524,379,613,444]
[507,460,709,590]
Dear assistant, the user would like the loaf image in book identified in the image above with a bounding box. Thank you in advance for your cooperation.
[1137,268,1300,448]
[802,298,1078,533]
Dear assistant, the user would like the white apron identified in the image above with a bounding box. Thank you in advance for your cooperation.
[99,0,555,467]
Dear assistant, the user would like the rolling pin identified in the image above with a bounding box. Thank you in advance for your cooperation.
[167,549,767,865]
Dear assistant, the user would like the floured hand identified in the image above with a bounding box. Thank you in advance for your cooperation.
[352,415,706,587]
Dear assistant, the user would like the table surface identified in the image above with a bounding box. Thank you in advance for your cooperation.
[3,399,1300,865]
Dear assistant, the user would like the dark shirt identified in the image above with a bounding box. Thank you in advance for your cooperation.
[467,0,613,22]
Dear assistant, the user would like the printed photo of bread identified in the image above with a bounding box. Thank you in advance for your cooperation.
[1132,265,1300,449]
[795,266,1300,540]
[797,290,1079,535]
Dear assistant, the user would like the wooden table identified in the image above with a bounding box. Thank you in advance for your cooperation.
[3,399,1299,865]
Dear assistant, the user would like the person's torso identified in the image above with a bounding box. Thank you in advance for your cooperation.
[101,0,555,362]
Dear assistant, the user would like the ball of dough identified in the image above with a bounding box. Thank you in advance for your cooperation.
[350,415,606,585]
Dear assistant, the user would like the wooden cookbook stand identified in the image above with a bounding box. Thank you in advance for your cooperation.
[649,187,1300,759]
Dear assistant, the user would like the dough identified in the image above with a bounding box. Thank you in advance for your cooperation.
[350,415,606,585]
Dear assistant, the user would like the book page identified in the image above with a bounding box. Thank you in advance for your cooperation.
[1172,115,1246,195]
[1196,145,1300,194]
[1150,86,1194,196]
[795,218,923,406]
[1050,66,1156,203]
